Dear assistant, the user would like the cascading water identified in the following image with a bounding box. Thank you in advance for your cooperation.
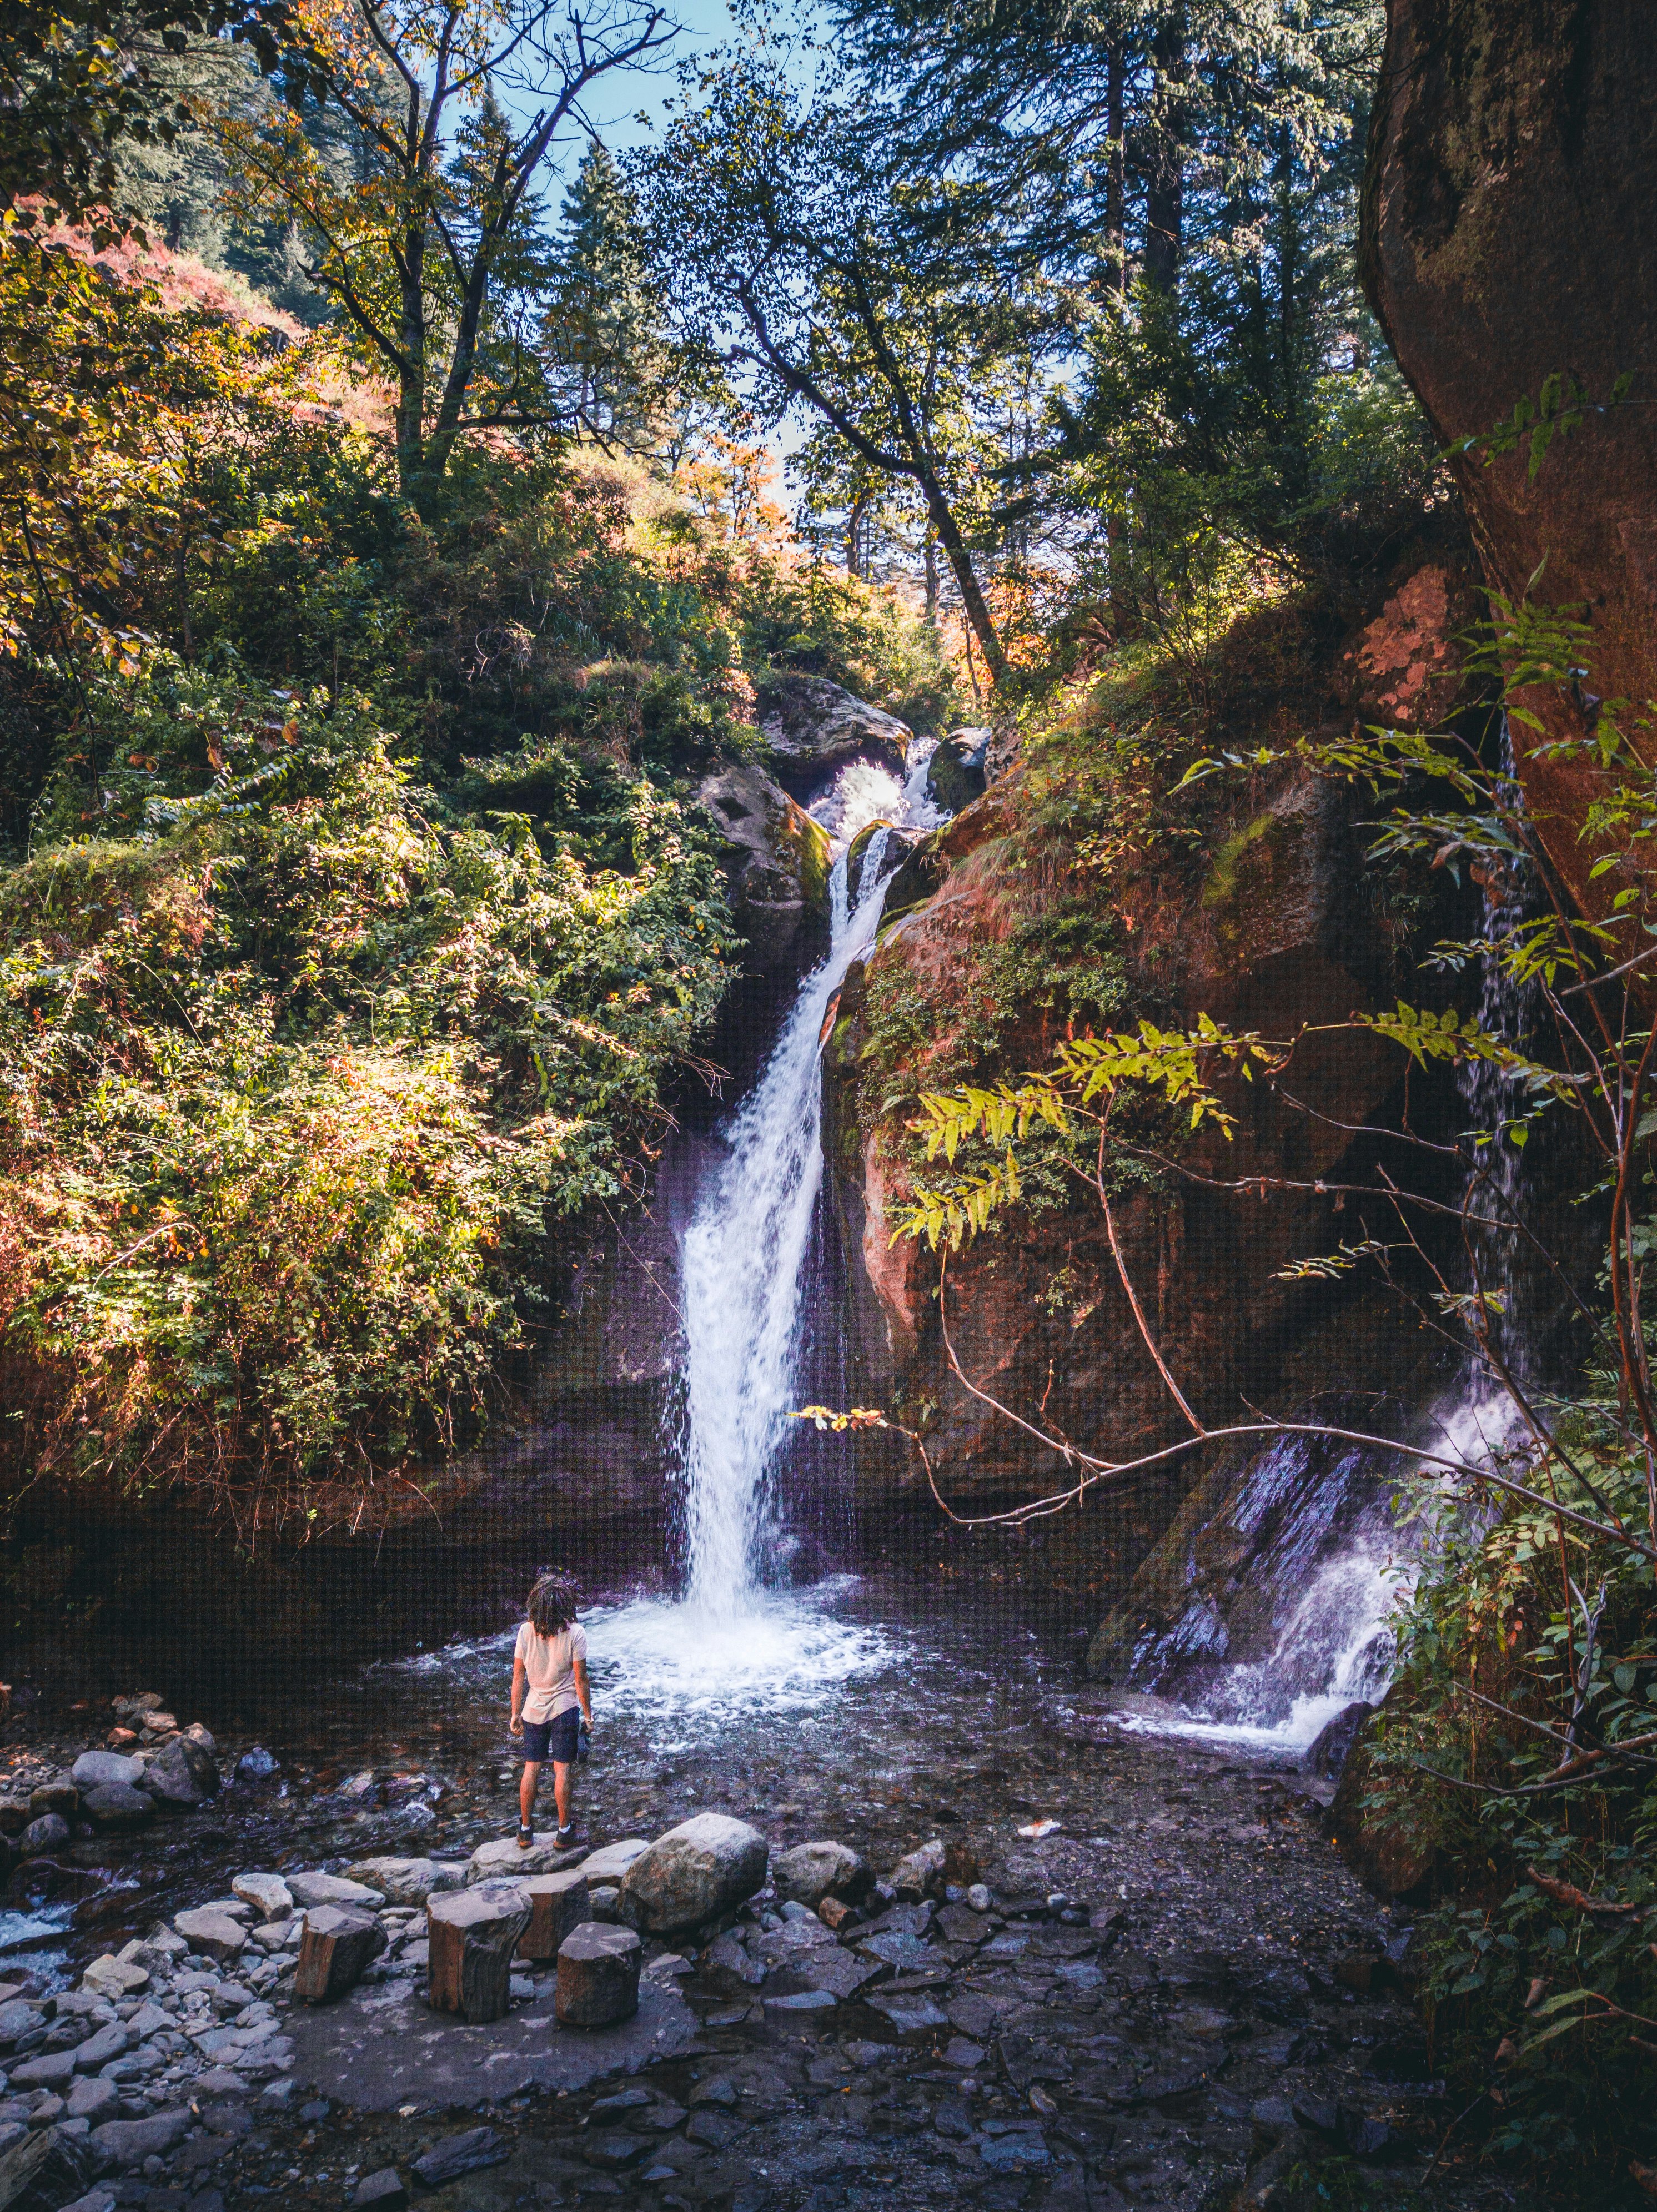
[585,747,943,1720]
[677,827,895,1613]
[1115,746,1543,1753]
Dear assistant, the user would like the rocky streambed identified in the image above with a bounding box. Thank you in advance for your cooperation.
[0,1578,1498,2212]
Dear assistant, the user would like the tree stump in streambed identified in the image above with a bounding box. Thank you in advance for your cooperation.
[555,1922,641,2027]
[518,1870,590,1963]
[294,1907,386,2003]
[428,1881,530,2023]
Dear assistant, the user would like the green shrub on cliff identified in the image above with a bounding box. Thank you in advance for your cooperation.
[0,664,734,1522]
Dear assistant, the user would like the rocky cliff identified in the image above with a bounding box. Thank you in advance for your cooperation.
[1361,0,1657,924]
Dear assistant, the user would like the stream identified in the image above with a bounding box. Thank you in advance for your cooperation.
[0,748,1494,2208]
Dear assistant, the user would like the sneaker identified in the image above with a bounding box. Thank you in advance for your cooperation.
[556,1824,575,1848]
[516,1822,534,1849]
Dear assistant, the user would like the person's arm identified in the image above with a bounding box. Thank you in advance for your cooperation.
[510,1653,526,1736]
[574,1656,592,1728]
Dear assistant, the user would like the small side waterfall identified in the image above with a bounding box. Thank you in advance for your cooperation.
[676,748,940,1617]
[1113,775,1543,1752]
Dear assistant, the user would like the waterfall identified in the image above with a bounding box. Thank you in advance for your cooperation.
[1116,756,1541,1752]
[676,755,936,1617]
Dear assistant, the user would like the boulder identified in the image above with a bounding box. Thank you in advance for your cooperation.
[0,1796,31,1833]
[81,1784,154,1833]
[618,1814,769,1935]
[555,1923,642,2028]
[759,673,911,785]
[140,1734,218,1807]
[924,732,988,813]
[889,1839,948,1902]
[173,1909,248,1965]
[294,1908,386,2003]
[72,2023,129,2073]
[287,1872,383,1910]
[29,1780,77,1818]
[18,1812,70,1857]
[772,1841,875,1911]
[1302,1701,1375,1784]
[696,761,832,971]
[344,1857,463,1906]
[517,1871,591,1962]
[232,1873,293,1921]
[70,1752,143,1793]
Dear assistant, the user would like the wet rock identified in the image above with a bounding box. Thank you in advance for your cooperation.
[88,2107,191,2171]
[925,733,987,813]
[759,675,911,785]
[66,2080,119,2124]
[469,1834,579,1883]
[410,2128,510,2187]
[79,1957,147,2001]
[18,1813,70,1858]
[979,2124,1050,2174]
[287,1872,382,1910]
[619,1814,768,1935]
[0,1796,31,1833]
[71,2024,128,2073]
[556,1923,642,2028]
[685,2107,739,2149]
[688,2076,737,2109]
[28,1781,77,1819]
[429,1883,531,2024]
[236,1747,279,1782]
[0,1998,44,2046]
[81,1784,154,1834]
[888,1840,946,1902]
[231,1873,292,1921]
[140,1736,217,1808]
[0,2126,93,2209]
[62,2191,118,2212]
[70,1753,143,1793]
[11,2049,76,2089]
[351,2170,409,2210]
[866,1992,949,2039]
[294,1908,387,2003]
[173,1911,247,1966]
[344,1857,461,1906]
[518,1870,591,1962]
[1302,1701,1374,1783]
[697,762,832,970]
[705,1931,765,1988]
[772,1842,874,1911]
[764,1989,837,2015]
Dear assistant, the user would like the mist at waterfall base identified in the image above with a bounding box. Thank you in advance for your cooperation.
[585,747,943,1722]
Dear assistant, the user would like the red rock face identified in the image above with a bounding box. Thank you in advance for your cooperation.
[1360,0,1657,922]
[825,742,1419,1526]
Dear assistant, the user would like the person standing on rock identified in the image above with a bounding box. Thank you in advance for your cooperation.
[509,1570,592,1849]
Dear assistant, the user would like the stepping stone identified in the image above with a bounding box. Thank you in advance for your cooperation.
[174,1910,247,1965]
[517,1870,590,1962]
[555,1923,641,2028]
[287,1873,382,1910]
[469,1834,584,1882]
[294,1908,387,2003]
[428,1883,531,2024]
[232,1874,293,1921]
[576,1839,651,1883]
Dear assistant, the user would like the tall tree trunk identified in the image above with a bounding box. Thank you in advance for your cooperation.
[1144,18,1186,293]
[846,494,868,578]
[1104,39,1126,300]
[923,526,940,620]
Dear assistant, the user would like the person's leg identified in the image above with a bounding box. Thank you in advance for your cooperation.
[551,1759,572,1832]
[519,1759,541,1831]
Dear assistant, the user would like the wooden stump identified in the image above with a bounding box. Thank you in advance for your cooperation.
[294,1907,386,2003]
[555,1922,641,2027]
[428,1881,530,2024]
[517,1870,590,1963]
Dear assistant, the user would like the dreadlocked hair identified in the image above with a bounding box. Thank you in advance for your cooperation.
[525,1570,581,1638]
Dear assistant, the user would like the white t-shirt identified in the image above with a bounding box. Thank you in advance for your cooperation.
[514,1619,586,1723]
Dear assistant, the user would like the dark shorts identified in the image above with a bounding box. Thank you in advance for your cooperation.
[521,1708,580,1765]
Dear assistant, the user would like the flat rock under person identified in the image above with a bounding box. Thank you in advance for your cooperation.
[509,1570,592,1848]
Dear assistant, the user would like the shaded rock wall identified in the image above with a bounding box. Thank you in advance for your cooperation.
[1361,0,1657,923]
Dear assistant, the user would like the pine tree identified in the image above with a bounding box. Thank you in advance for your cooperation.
[543,142,666,448]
